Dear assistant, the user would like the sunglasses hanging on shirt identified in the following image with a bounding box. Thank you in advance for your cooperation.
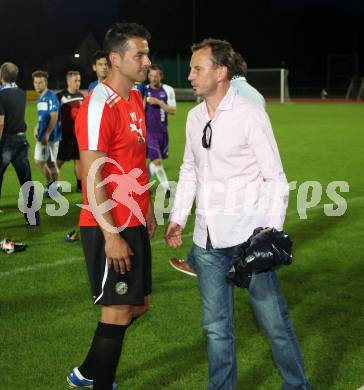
[202,120,212,149]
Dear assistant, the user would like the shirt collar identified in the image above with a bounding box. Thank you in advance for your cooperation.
[1,82,18,89]
[201,85,236,118]
[39,89,48,99]
[231,75,246,81]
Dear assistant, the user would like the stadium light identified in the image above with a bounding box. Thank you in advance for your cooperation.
[74,53,80,58]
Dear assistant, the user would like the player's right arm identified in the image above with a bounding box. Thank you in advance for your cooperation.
[0,115,4,140]
[34,124,39,140]
[165,113,197,247]
[41,111,58,145]
[0,97,5,140]
[80,149,134,274]
[0,94,4,139]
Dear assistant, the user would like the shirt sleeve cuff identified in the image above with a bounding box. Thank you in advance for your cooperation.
[264,215,285,231]
[169,211,190,228]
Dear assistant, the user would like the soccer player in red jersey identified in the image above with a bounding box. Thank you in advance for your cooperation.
[56,71,84,191]
[67,23,156,390]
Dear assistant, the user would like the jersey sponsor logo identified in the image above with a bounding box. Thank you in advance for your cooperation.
[37,102,48,111]
[60,95,84,106]
[129,113,145,142]
[130,112,137,122]
[129,119,145,143]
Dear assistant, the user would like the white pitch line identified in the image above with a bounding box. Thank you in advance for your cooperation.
[0,257,82,278]
[0,232,194,278]
[1,196,362,279]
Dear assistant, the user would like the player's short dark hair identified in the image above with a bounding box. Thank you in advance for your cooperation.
[0,62,19,83]
[103,22,151,65]
[191,38,235,79]
[231,52,248,78]
[66,70,80,79]
[32,70,49,80]
[92,50,107,64]
[149,64,163,75]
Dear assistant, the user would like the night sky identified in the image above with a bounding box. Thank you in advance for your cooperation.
[1,0,363,92]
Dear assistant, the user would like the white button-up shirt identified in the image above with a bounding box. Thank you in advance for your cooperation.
[170,87,289,249]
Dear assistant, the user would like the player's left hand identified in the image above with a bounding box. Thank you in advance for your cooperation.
[147,97,161,106]
[146,201,157,239]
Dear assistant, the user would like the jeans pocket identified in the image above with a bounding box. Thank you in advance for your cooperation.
[186,248,195,270]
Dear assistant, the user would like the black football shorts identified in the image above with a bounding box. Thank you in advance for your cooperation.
[80,225,152,305]
[57,132,79,161]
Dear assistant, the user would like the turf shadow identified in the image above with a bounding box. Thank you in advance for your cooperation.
[118,336,206,389]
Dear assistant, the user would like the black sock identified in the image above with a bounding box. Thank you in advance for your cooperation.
[76,179,82,191]
[79,322,128,389]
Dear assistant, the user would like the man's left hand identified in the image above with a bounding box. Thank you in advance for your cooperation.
[147,97,161,106]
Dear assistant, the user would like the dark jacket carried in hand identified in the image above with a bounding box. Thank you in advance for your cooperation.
[226,228,293,288]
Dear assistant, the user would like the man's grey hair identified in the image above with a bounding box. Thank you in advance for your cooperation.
[0,62,19,83]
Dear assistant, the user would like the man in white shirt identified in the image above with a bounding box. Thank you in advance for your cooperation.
[169,51,266,276]
[230,52,265,108]
[165,38,310,390]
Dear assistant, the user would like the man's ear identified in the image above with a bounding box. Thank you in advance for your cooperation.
[217,65,228,82]
[109,52,121,68]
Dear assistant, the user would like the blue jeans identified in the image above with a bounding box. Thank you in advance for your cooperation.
[188,240,311,390]
[0,134,39,225]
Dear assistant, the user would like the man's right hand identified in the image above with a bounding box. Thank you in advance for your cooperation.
[165,222,183,248]
[41,133,50,145]
[104,234,134,274]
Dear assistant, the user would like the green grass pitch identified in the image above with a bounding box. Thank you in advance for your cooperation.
[1,102,364,389]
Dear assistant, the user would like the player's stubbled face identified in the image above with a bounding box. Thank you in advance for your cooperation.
[148,69,162,88]
[33,77,47,94]
[67,75,81,92]
[94,58,109,80]
[121,37,151,83]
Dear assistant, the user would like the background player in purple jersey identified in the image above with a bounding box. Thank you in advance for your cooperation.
[145,64,176,197]
[57,71,84,191]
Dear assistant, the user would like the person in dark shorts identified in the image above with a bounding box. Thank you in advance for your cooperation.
[67,22,156,390]
[56,71,84,191]
[0,62,39,225]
